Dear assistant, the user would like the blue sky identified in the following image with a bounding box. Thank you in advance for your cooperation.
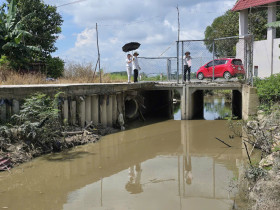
[1,0,237,73]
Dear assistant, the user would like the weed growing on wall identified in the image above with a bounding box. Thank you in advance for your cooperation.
[0,93,63,150]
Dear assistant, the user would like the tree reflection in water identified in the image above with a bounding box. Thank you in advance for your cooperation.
[204,97,232,120]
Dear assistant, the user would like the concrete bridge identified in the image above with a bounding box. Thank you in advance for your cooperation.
[0,81,258,126]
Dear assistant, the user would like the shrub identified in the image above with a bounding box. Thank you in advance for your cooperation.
[46,56,64,78]
[245,165,267,182]
[255,73,280,107]
[9,92,63,145]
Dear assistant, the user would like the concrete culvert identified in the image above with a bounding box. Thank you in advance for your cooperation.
[125,98,139,119]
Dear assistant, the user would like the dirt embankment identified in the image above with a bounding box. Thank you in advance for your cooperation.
[240,108,280,209]
[0,124,118,171]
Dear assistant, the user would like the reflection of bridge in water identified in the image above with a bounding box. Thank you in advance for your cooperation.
[0,120,245,210]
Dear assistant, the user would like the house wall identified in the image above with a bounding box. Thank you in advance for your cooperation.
[273,38,280,74]
[253,40,271,78]
[253,38,280,78]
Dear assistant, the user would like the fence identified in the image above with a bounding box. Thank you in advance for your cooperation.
[137,35,254,84]
[138,57,178,81]
[177,35,254,84]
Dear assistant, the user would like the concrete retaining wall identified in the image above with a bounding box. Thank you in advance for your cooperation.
[242,85,259,120]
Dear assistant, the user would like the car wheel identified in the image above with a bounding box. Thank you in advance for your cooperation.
[223,71,231,80]
[197,73,204,80]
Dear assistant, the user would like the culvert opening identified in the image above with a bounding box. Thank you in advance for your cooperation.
[125,98,139,119]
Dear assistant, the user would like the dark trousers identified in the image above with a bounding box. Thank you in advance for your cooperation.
[184,65,191,81]
[134,69,138,82]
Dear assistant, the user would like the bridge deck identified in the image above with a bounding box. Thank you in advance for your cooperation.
[0,81,243,99]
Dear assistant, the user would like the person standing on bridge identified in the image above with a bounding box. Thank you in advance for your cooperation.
[183,51,192,82]
[132,52,141,82]
[126,54,132,83]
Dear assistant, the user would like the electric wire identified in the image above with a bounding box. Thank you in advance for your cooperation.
[57,0,87,8]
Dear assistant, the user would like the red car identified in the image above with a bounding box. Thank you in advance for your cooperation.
[196,58,245,80]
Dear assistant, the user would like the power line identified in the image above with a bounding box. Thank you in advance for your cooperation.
[57,0,87,8]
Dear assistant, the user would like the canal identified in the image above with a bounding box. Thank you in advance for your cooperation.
[0,95,245,210]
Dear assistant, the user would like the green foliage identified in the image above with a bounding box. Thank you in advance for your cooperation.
[204,7,280,55]
[45,56,64,78]
[272,146,280,152]
[245,165,267,182]
[0,0,40,70]
[13,93,60,124]
[204,10,239,57]
[0,0,63,73]
[0,55,9,65]
[107,72,127,81]
[9,92,62,143]
[254,74,280,107]
[14,0,63,56]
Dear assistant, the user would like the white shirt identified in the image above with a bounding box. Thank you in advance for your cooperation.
[132,56,140,70]
[126,58,132,68]
[184,55,192,67]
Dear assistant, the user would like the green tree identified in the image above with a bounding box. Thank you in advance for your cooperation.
[0,0,39,69]
[204,7,280,56]
[204,10,239,57]
[266,20,280,60]
[45,56,64,78]
[11,0,63,57]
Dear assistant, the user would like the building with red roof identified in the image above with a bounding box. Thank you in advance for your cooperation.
[232,0,280,77]
[232,0,279,11]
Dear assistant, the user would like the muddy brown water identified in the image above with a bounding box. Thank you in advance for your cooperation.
[0,96,247,210]
[0,120,245,210]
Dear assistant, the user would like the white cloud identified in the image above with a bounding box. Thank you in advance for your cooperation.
[46,0,237,72]
[75,28,96,47]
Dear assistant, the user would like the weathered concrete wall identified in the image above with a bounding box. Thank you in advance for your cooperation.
[0,83,155,99]
[0,82,255,125]
[242,85,259,120]
[0,83,158,125]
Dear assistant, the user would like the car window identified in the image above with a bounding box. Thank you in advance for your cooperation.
[214,60,220,66]
[232,59,242,65]
[214,60,227,66]
[219,60,228,65]
[206,61,214,67]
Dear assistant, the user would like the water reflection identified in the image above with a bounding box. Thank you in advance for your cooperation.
[126,164,143,194]
[204,96,232,120]
[173,96,233,121]
[0,120,244,210]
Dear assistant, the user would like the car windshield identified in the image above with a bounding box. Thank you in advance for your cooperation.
[232,59,242,65]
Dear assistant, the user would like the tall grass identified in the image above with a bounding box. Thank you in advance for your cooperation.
[0,62,128,85]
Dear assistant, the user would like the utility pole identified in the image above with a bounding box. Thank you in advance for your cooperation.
[96,23,101,83]
[176,5,180,84]
[176,5,180,42]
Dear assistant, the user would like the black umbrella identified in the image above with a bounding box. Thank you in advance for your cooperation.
[122,42,141,52]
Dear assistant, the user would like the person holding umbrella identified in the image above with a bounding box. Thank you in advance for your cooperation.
[122,42,141,83]
[132,52,141,83]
